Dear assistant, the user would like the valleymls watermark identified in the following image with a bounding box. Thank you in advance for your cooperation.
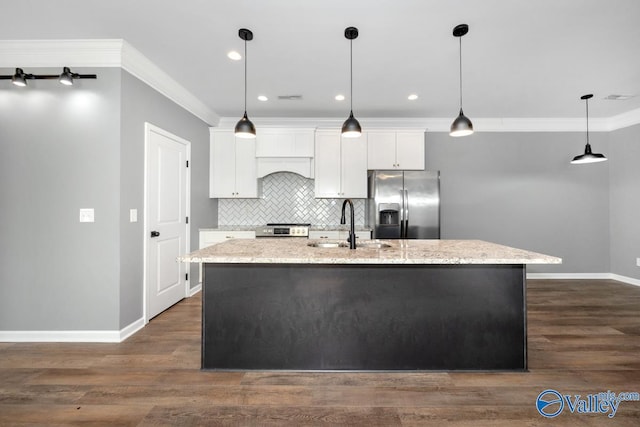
[537,389,639,418]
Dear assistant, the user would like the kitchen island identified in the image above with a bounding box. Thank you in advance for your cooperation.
[181,239,561,371]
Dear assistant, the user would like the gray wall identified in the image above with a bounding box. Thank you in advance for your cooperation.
[425,131,611,274]
[119,71,215,328]
[0,67,215,332]
[0,68,122,330]
[609,124,640,280]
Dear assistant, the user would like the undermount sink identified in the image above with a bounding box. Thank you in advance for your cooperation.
[307,240,392,249]
[307,241,349,248]
[357,241,392,249]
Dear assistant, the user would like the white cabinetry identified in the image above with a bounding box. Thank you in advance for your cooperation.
[198,230,256,283]
[314,130,367,198]
[255,128,315,157]
[209,130,258,198]
[367,131,425,170]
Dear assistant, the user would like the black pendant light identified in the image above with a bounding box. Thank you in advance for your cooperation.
[571,94,607,164]
[342,26,362,138]
[234,28,256,139]
[450,24,473,137]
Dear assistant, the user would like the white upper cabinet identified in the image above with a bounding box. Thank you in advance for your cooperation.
[209,130,259,198]
[255,128,315,157]
[314,130,367,198]
[367,130,425,170]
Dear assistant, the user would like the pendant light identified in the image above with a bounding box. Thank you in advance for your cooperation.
[571,94,607,164]
[450,24,473,137]
[342,26,362,138]
[234,28,256,139]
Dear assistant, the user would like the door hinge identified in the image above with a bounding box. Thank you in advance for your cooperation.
[186,160,189,167]
[185,273,189,281]
[185,216,189,224]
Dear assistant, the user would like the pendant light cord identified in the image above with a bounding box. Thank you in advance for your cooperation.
[458,36,463,109]
[243,39,247,113]
[585,97,590,145]
[350,38,353,113]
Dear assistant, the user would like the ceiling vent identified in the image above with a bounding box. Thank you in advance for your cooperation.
[604,94,635,100]
[277,95,303,100]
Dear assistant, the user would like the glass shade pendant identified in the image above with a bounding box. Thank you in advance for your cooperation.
[342,27,361,138]
[234,28,256,139]
[571,94,607,164]
[450,24,473,137]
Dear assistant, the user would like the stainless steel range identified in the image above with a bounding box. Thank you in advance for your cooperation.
[255,223,311,238]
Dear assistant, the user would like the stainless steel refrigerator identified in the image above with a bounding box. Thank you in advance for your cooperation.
[367,170,440,239]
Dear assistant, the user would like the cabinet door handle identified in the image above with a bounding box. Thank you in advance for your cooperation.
[150,231,160,238]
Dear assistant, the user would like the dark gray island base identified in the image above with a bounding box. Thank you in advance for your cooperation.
[202,263,527,371]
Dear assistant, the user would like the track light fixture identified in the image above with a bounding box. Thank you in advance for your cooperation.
[450,24,474,137]
[342,26,362,138]
[234,28,257,139]
[571,94,607,164]
[0,67,97,87]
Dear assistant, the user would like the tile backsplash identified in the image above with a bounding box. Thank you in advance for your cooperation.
[218,172,366,226]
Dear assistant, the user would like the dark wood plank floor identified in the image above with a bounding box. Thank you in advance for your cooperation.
[1,279,640,426]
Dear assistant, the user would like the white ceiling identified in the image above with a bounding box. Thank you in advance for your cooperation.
[1,0,640,120]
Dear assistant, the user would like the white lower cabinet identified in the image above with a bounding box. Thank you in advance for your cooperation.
[198,230,256,284]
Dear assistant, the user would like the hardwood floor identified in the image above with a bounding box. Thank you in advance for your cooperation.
[1,279,639,426]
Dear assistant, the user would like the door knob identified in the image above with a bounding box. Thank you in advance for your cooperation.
[150,231,160,238]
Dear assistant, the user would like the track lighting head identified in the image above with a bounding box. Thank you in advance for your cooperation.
[12,68,28,87]
[59,67,74,86]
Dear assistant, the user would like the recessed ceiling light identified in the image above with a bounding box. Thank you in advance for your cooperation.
[604,94,635,100]
[257,95,268,101]
[408,94,418,101]
[227,51,242,61]
[335,94,345,101]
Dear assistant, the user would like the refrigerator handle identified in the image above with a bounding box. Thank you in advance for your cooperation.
[404,189,409,238]
[399,189,405,238]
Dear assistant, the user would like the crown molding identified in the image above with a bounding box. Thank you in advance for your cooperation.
[0,39,219,125]
[2,39,638,131]
[606,107,640,131]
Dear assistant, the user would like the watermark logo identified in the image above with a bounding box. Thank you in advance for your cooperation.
[536,389,564,418]
[536,389,640,419]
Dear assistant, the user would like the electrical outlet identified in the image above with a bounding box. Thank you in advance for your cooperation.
[130,209,138,223]
[79,208,94,223]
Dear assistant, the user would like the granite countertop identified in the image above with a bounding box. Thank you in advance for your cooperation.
[180,238,562,265]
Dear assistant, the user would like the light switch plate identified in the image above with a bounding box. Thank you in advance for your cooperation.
[636,257,640,267]
[79,208,94,223]
[130,209,138,223]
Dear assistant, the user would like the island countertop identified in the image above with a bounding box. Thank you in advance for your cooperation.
[180,238,562,265]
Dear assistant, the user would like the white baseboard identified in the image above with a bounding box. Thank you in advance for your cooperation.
[189,284,202,297]
[527,272,640,287]
[610,273,640,287]
[0,317,145,343]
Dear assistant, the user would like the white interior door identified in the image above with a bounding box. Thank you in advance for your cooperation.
[145,123,190,321]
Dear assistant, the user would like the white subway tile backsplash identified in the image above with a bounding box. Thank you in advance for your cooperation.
[218,172,366,226]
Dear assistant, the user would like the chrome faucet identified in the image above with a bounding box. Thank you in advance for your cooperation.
[340,199,357,249]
